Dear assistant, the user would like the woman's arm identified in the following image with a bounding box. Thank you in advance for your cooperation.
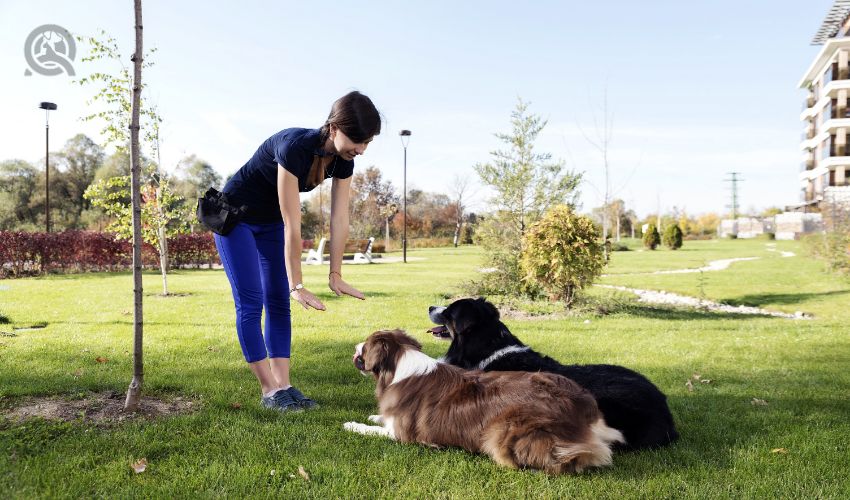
[278,165,325,310]
[328,176,365,300]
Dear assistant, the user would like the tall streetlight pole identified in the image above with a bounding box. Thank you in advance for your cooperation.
[39,102,57,233]
[399,130,411,263]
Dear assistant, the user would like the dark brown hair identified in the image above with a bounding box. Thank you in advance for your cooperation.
[319,91,381,144]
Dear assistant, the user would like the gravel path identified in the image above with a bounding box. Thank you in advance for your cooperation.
[596,284,810,320]
[653,257,760,275]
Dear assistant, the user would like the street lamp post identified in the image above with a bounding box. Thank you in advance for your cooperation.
[399,130,411,263]
[39,102,57,233]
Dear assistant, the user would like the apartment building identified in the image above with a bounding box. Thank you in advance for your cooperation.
[798,0,850,211]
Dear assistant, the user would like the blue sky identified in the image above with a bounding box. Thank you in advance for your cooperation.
[0,0,834,216]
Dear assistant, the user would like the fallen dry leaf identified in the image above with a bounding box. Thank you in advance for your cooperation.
[700,379,712,384]
[298,465,310,481]
[131,458,148,473]
[771,448,788,454]
[95,357,108,364]
[692,373,702,380]
[207,346,219,352]
[751,398,768,406]
[230,402,242,409]
[72,368,84,378]
[685,380,694,392]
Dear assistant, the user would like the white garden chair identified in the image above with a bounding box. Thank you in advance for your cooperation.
[353,237,374,264]
[305,237,327,265]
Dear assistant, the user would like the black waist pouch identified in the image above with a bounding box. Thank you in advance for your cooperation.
[196,188,247,236]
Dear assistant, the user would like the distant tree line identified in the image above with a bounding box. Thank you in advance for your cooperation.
[0,134,477,247]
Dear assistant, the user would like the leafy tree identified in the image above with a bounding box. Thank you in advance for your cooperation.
[54,134,104,228]
[84,173,191,293]
[761,206,784,218]
[75,10,151,410]
[449,174,474,247]
[472,98,582,296]
[94,148,133,182]
[75,31,161,157]
[0,160,40,230]
[350,166,399,238]
[520,205,607,306]
[300,200,321,240]
[695,212,721,237]
[591,199,634,241]
[663,223,684,250]
[173,154,222,201]
[643,223,660,250]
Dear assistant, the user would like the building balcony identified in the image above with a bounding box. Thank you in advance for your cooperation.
[801,118,850,150]
[800,154,815,172]
[799,81,850,119]
[798,38,850,89]
[821,155,850,169]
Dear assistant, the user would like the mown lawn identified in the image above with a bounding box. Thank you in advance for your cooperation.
[1,241,848,498]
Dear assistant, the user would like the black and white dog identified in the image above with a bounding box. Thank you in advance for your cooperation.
[428,298,679,451]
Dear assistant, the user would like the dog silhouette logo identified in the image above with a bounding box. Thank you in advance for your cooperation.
[24,24,76,77]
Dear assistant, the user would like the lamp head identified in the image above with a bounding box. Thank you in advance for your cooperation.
[39,102,57,111]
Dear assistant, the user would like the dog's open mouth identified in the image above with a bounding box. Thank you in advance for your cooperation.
[353,353,366,371]
[427,325,451,339]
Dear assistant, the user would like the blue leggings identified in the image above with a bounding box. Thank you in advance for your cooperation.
[214,222,291,362]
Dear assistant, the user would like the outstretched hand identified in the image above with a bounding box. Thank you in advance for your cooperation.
[329,273,365,300]
[291,287,326,311]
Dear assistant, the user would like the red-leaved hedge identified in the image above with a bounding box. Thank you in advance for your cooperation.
[0,231,221,278]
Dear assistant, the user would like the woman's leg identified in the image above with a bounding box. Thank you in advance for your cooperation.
[254,222,293,388]
[215,224,282,395]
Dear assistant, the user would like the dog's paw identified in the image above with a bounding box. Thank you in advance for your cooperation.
[343,421,363,433]
[367,414,384,424]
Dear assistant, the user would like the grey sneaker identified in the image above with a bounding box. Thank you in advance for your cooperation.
[286,386,318,409]
[261,388,302,413]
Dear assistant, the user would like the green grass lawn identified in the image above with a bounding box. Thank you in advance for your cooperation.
[1,241,849,498]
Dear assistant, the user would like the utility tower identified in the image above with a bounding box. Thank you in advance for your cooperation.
[724,172,743,219]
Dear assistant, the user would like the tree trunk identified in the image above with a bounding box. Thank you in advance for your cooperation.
[453,221,460,247]
[125,0,145,412]
[158,226,168,295]
[616,213,621,242]
[156,185,169,295]
[385,217,390,252]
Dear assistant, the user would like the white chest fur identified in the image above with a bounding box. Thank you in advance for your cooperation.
[391,349,439,385]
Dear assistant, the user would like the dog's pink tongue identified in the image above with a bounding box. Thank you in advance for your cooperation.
[427,325,449,337]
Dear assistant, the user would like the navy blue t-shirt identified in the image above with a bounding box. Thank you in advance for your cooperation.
[223,128,355,223]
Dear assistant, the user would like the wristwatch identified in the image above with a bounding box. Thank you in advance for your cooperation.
[289,283,304,294]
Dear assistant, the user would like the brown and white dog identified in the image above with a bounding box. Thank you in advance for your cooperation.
[344,330,624,474]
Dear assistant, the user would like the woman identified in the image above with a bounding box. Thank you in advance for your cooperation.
[215,91,381,412]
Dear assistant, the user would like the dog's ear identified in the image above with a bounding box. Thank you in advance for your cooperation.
[445,298,479,335]
[362,336,390,373]
[475,297,500,321]
[389,329,422,351]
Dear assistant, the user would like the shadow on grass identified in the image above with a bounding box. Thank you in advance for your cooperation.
[721,289,850,308]
[0,313,10,324]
